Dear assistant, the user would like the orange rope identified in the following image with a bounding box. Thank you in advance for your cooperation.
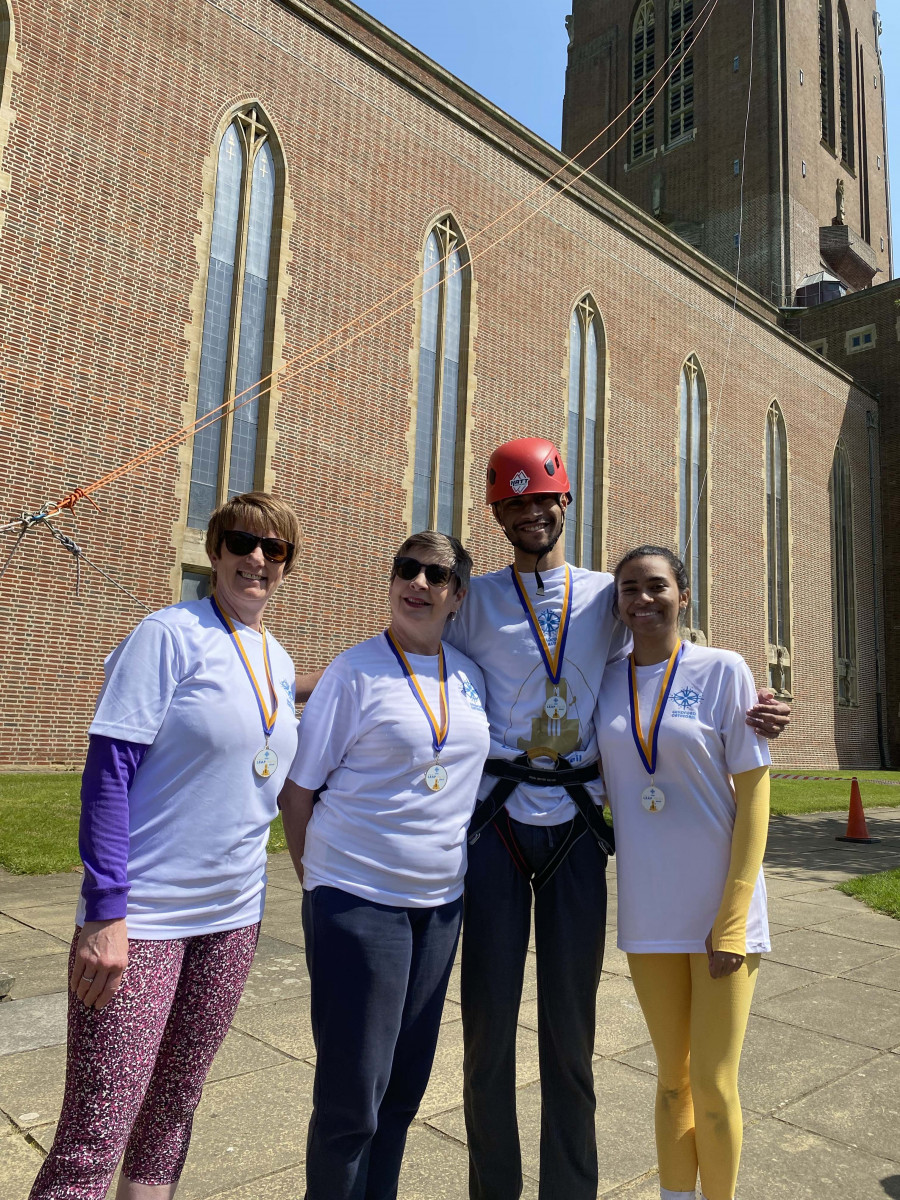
[49,0,719,516]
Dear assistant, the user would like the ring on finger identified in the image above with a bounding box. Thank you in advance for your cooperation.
[82,976,96,983]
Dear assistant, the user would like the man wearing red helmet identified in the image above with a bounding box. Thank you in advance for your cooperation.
[443,437,787,1200]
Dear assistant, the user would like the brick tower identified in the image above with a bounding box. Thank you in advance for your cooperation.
[562,0,892,306]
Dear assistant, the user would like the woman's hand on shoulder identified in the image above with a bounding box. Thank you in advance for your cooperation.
[745,687,791,739]
[71,919,129,1011]
[705,931,745,979]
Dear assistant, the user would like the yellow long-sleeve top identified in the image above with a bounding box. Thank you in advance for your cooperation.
[710,765,770,956]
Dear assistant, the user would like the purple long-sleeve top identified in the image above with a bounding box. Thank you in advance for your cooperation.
[78,734,147,922]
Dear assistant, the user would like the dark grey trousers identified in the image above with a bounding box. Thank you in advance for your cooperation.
[461,813,609,1200]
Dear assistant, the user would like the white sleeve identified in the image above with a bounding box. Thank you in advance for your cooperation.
[288,663,361,790]
[89,617,185,745]
[719,658,772,774]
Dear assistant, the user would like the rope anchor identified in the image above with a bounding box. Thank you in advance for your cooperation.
[0,500,150,613]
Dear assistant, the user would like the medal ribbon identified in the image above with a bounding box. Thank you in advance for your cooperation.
[210,595,278,739]
[628,641,685,774]
[510,564,572,686]
[384,629,449,755]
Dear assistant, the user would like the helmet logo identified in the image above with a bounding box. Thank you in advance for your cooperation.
[509,470,530,494]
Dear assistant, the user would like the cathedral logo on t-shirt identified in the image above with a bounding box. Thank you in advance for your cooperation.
[459,676,485,712]
[509,470,530,494]
[671,685,702,718]
[537,608,560,645]
[280,678,296,715]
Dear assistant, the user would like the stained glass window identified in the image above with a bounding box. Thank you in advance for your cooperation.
[412,217,470,535]
[678,356,707,642]
[188,109,280,528]
[565,296,604,568]
[819,0,834,146]
[765,402,792,699]
[830,441,858,705]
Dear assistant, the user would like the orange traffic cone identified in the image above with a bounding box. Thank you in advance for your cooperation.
[836,777,880,844]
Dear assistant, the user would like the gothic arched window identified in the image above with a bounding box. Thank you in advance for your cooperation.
[631,1,657,160]
[412,216,471,536]
[837,2,853,166]
[678,355,707,642]
[829,441,858,705]
[765,402,792,699]
[668,0,695,142]
[565,296,605,568]
[188,107,280,529]
[819,0,835,147]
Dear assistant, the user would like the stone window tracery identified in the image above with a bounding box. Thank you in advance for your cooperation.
[678,355,707,643]
[565,296,605,569]
[188,107,280,528]
[412,216,471,536]
[765,402,793,699]
[631,1,657,160]
[668,0,695,143]
[829,440,858,706]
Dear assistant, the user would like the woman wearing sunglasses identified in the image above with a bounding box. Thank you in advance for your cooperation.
[279,530,491,1200]
[31,492,307,1200]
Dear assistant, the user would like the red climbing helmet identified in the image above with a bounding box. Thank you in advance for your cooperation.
[485,438,572,506]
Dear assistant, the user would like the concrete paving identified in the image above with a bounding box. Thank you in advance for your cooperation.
[0,808,898,1199]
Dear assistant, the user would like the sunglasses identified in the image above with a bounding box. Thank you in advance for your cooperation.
[222,529,294,564]
[393,556,456,587]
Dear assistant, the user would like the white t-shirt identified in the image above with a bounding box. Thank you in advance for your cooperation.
[595,643,771,954]
[445,563,630,824]
[77,599,298,938]
[289,633,491,907]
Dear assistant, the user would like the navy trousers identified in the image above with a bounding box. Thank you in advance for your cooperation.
[461,815,609,1200]
[302,885,463,1200]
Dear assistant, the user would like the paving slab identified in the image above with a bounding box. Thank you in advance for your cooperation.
[765,897,847,930]
[778,1051,900,1163]
[727,1014,879,1115]
[0,929,69,961]
[258,908,305,949]
[0,993,68,1056]
[749,958,822,1003]
[427,1059,659,1194]
[418,1019,540,1120]
[6,906,79,944]
[0,1043,65,1129]
[202,1165,302,1199]
[754,975,900,1050]
[1,953,69,1001]
[230,995,316,1061]
[236,935,309,1009]
[844,951,900,992]
[171,1059,315,1199]
[787,886,872,912]
[612,1010,880,1119]
[811,909,900,950]
[519,973,648,1059]
[600,942,632,978]
[766,928,891,975]
[206,1029,292,1083]
[0,1129,46,1200]
[738,1117,900,1199]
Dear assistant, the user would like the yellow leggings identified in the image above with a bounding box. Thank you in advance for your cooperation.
[627,952,759,1200]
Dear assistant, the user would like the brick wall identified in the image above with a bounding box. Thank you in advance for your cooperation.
[0,0,886,768]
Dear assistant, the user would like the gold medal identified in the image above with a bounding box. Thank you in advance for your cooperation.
[384,630,450,794]
[211,596,280,780]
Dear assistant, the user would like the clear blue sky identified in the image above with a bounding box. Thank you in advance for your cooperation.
[358,0,900,276]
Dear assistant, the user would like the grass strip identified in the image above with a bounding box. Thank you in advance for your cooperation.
[837,868,900,920]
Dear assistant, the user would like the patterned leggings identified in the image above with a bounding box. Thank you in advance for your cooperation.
[29,922,260,1199]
